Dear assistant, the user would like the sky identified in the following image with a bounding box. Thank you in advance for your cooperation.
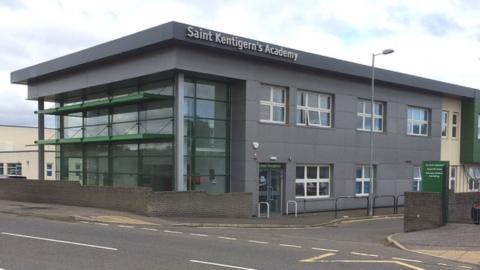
[0,0,479,128]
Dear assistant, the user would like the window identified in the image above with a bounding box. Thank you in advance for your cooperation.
[468,167,480,191]
[407,107,429,136]
[296,91,331,127]
[355,165,373,196]
[441,111,448,138]
[0,163,3,175]
[357,100,384,132]
[413,166,422,191]
[449,166,456,191]
[260,85,286,123]
[477,114,480,140]
[451,112,458,139]
[295,165,331,198]
[7,163,22,176]
[46,163,53,177]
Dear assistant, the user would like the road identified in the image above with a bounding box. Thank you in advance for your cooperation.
[0,213,476,270]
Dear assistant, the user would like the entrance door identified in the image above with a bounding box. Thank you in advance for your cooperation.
[259,164,284,213]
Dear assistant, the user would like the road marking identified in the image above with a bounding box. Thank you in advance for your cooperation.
[117,225,134,228]
[189,259,257,270]
[279,244,302,248]
[341,216,403,224]
[437,263,448,266]
[94,223,109,226]
[319,260,424,270]
[312,247,339,252]
[1,232,118,251]
[140,228,158,231]
[300,252,336,262]
[79,221,90,224]
[459,266,472,269]
[190,233,208,237]
[218,236,237,240]
[351,251,379,257]
[247,240,269,245]
[392,257,423,263]
[164,230,183,234]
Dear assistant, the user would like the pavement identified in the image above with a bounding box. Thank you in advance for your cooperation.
[0,199,402,228]
[388,223,480,266]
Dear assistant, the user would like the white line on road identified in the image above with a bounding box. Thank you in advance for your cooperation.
[300,252,336,262]
[164,230,183,234]
[218,236,237,240]
[190,233,208,237]
[458,266,472,269]
[79,221,90,224]
[279,244,302,248]
[351,251,379,257]
[94,223,109,226]
[117,225,134,228]
[392,257,423,263]
[312,247,339,252]
[189,260,257,270]
[140,228,158,231]
[247,240,269,245]
[437,263,448,266]
[1,232,118,251]
[319,260,425,270]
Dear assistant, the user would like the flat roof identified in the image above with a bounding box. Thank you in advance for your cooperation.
[10,21,478,98]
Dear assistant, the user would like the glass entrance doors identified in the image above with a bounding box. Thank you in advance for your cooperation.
[259,164,284,213]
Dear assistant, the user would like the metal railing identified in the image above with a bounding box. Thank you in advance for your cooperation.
[257,202,270,218]
[334,196,370,218]
[372,195,395,215]
[395,194,405,214]
[286,200,298,216]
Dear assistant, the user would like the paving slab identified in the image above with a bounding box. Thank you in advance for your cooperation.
[389,223,480,266]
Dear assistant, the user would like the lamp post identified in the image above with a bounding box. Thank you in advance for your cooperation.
[369,49,394,216]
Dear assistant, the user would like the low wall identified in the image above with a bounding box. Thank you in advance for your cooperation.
[0,179,252,218]
[404,191,480,232]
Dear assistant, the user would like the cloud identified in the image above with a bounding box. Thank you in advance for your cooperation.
[421,13,461,36]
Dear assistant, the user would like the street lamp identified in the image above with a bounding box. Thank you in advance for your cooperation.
[369,49,394,216]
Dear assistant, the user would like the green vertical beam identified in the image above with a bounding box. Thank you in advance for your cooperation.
[460,93,480,163]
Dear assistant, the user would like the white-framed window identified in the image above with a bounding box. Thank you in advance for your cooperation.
[0,163,3,175]
[468,167,480,192]
[357,100,384,132]
[296,91,332,127]
[295,165,331,198]
[477,114,480,140]
[355,165,373,196]
[451,112,458,139]
[260,85,287,124]
[449,166,456,191]
[413,166,422,191]
[441,111,448,138]
[407,107,429,136]
[7,163,22,176]
[46,163,53,177]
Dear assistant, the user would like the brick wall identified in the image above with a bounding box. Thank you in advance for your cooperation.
[404,191,480,232]
[0,179,252,218]
[448,192,480,223]
[404,192,443,232]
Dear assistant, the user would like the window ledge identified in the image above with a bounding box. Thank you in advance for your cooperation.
[295,196,331,200]
[295,124,334,130]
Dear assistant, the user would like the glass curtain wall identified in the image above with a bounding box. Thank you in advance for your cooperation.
[57,79,175,190]
[184,78,230,193]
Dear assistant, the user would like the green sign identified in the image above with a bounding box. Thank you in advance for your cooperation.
[421,161,449,192]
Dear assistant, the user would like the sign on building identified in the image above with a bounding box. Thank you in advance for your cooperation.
[421,161,449,192]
